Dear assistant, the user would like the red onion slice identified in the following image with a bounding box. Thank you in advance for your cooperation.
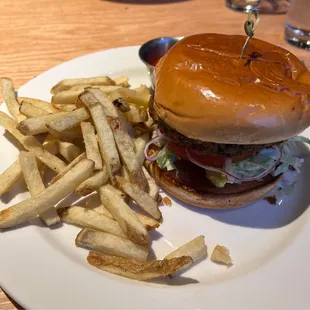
[185,147,282,182]
[144,135,168,162]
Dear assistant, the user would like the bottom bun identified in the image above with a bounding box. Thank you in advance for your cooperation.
[149,163,282,210]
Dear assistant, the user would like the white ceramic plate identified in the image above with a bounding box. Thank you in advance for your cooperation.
[0,46,310,309]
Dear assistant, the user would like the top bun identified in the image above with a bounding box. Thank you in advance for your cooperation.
[154,33,310,144]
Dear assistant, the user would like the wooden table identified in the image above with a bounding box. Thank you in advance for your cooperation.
[0,0,309,308]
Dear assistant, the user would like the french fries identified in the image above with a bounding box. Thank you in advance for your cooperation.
[51,76,115,94]
[75,167,109,196]
[0,159,94,228]
[50,152,86,184]
[116,176,161,220]
[19,151,60,226]
[86,199,160,231]
[0,75,214,284]
[81,122,102,170]
[0,160,23,196]
[46,108,89,132]
[58,141,82,162]
[58,206,127,238]
[1,78,26,122]
[52,86,121,106]
[99,184,149,245]
[19,101,48,118]
[165,236,207,272]
[79,91,121,180]
[88,204,115,220]
[87,252,192,281]
[0,112,67,173]
[17,111,70,135]
[18,97,59,113]
[77,229,148,261]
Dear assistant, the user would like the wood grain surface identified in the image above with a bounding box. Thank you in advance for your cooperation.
[0,0,309,309]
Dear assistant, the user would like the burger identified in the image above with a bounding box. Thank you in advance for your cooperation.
[145,33,310,209]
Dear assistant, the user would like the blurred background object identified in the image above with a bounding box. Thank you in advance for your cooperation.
[285,0,310,50]
[226,0,261,12]
[226,0,289,14]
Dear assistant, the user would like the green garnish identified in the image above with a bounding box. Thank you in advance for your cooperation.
[241,9,260,59]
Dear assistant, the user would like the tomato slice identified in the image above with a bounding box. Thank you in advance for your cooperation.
[167,143,255,168]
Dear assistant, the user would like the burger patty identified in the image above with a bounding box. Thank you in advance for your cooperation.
[151,159,279,195]
[149,97,282,157]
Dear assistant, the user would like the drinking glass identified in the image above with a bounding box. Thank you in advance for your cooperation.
[285,0,310,50]
[226,0,261,12]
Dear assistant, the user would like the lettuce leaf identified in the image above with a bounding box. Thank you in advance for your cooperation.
[156,149,177,171]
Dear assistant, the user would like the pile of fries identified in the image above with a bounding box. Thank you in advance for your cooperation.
[0,76,216,281]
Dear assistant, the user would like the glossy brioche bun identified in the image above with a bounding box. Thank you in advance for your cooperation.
[150,163,282,209]
[154,33,310,145]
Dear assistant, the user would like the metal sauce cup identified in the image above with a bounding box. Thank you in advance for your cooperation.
[139,36,182,88]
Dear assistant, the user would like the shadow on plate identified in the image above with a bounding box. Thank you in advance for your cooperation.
[146,275,198,285]
[174,155,310,230]
[103,0,191,4]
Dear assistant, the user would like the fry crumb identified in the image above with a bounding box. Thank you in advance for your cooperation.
[162,197,172,207]
[211,245,232,266]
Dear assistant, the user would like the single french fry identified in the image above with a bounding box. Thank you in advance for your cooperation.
[47,126,82,142]
[57,141,82,162]
[142,167,159,200]
[211,245,233,265]
[52,86,121,106]
[165,236,208,272]
[112,127,148,191]
[134,133,149,166]
[46,108,89,132]
[135,213,160,231]
[77,229,148,261]
[75,167,109,196]
[113,76,129,87]
[19,151,60,226]
[81,122,102,170]
[87,252,192,281]
[51,76,115,94]
[18,97,58,113]
[1,78,26,122]
[99,184,149,245]
[134,84,151,95]
[50,152,86,184]
[0,160,23,196]
[52,103,77,112]
[0,159,94,228]
[79,91,120,181]
[19,101,48,118]
[125,105,148,124]
[109,88,151,108]
[0,112,66,173]
[17,111,70,135]
[58,206,127,238]
[116,176,161,220]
